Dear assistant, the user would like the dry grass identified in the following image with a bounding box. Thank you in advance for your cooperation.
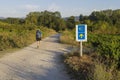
[0,26,56,58]
[64,51,93,80]
[60,30,79,46]
[91,61,120,80]
[63,51,120,80]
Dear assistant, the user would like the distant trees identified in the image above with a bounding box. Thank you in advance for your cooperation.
[0,17,25,24]
[79,14,88,24]
[25,11,66,31]
[77,9,120,34]
[66,16,75,29]
[0,11,66,31]
[0,9,120,33]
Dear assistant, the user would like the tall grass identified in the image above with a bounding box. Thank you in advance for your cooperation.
[61,29,120,80]
[0,22,56,51]
[60,29,78,45]
[38,26,56,38]
[63,51,120,80]
[0,30,35,50]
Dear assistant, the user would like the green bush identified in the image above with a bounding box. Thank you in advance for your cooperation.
[64,51,93,80]
[62,31,120,80]
[90,62,120,80]
[0,22,56,51]
[60,29,78,45]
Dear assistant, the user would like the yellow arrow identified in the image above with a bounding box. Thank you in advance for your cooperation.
[79,34,84,38]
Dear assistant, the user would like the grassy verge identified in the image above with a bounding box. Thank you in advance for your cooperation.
[60,29,78,46]
[63,51,120,80]
[0,25,56,57]
[0,48,20,58]
[63,52,93,80]
[60,29,120,80]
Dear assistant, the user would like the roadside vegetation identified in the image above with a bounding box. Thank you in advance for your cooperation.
[0,11,60,55]
[0,9,120,80]
[60,9,120,80]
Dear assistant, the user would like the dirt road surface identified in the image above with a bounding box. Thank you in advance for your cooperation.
[0,34,71,80]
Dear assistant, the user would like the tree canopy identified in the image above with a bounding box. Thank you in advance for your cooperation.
[25,11,66,31]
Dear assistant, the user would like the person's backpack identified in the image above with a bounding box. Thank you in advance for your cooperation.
[36,30,42,38]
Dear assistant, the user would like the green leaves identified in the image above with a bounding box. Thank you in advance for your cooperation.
[88,34,120,67]
[25,11,65,31]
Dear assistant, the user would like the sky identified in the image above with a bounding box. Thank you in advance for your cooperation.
[0,0,120,18]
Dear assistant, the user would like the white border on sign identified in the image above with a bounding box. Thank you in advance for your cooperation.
[76,24,87,42]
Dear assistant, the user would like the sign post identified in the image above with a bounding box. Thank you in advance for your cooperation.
[76,24,87,57]
[80,41,82,57]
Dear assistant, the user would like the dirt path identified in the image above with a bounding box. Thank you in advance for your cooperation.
[0,34,71,80]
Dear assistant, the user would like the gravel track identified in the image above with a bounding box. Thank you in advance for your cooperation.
[0,34,71,80]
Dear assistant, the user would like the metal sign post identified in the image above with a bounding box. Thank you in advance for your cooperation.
[80,41,82,57]
[76,24,87,57]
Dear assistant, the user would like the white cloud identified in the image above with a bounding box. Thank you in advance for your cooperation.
[0,7,23,18]
[22,4,40,11]
[0,4,41,17]
[48,3,60,11]
[60,8,92,17]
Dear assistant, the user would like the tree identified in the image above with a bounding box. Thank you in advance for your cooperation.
[25,11,65,31]
[66,16,75,29]
[25,12,40,25]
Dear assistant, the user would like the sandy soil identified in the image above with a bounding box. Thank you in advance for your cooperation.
[0,34,71,80]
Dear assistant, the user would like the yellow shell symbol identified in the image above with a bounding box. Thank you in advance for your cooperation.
[79,34,84,38]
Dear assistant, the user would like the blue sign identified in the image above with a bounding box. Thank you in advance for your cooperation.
[76,24,87,41]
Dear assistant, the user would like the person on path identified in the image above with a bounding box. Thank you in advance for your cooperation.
[36,29,42,48]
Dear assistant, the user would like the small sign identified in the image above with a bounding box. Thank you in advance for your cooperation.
[76,24,87,41]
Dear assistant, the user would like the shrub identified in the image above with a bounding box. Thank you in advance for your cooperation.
[64,51,93,80]
[0,22,56,51]
[90,62,120,80]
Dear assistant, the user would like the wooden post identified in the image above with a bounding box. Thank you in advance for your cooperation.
[80,41,82,57]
